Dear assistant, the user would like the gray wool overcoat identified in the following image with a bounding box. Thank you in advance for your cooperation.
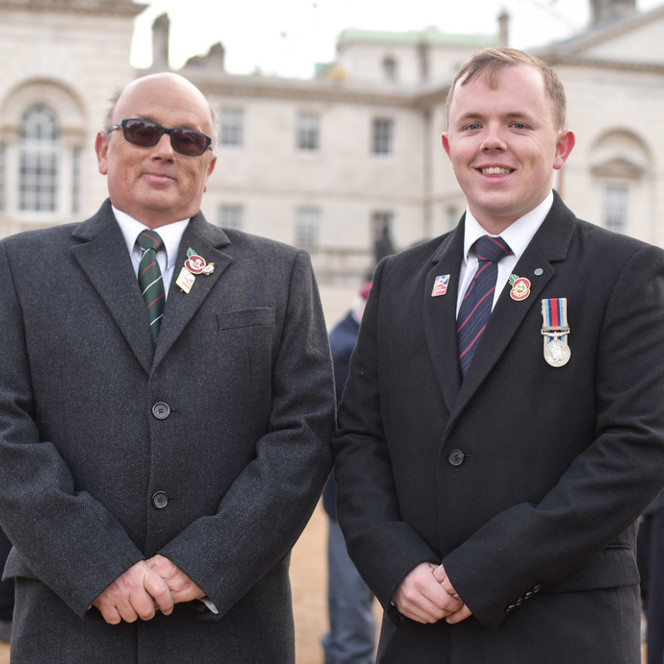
[0,200,335,663]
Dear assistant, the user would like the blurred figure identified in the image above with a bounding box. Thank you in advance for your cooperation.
[322,282,376,664]
[0,528,12,643]
[638,490,664,664]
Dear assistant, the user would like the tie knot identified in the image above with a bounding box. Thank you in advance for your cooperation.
[136,229,164,253]
[473,235,511,264]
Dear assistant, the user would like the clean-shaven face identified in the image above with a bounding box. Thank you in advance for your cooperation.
[442,64,574,235]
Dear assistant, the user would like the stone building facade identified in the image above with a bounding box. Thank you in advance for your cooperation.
[1,0,663,286]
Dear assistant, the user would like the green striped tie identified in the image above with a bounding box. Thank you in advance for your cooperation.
[136,230,165,343]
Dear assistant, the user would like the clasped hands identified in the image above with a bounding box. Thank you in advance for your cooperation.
[92,554,205,625]
[391,562,472,625]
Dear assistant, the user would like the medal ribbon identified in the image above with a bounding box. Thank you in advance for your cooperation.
[541,298,568,345]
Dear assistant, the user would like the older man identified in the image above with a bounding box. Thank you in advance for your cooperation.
[0,72,334,663]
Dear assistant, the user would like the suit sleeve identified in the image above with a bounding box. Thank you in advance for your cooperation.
[157,250,334,618]
[443,243,664,627]
[333,258,439,613]
[0,241,145,617]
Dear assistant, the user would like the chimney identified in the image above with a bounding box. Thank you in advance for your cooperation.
[152,13,170,71]
[497,8,510,47]
[590,0,636,25]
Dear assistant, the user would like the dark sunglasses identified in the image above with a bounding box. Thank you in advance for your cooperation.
[108,118,212,157]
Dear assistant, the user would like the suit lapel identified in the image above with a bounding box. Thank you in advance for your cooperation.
[152,213,232,369]
[423,222,465,413]
[71,202,155,374]
[451,193,576,420]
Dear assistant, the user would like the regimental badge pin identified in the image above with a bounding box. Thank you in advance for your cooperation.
[541,298,571,367]
[509,274,531,301]
[177,248,215,293]
[431,274,450,297]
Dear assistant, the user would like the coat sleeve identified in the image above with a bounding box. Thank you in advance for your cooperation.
[0,240,145,617]
[332,258,439,614]
[157,249,334,618]
[443,242,664,627]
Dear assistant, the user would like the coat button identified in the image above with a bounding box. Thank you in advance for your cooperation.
[152,491,168,509]
[152,402,170,420]
[448,449,465,466]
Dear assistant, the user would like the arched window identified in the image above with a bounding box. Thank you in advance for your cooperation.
[589,129,650,237]
[19,105,59,213]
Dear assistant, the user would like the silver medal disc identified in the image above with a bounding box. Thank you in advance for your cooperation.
[543,338,571,367]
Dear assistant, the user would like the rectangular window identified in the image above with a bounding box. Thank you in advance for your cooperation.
[372,118,393,155]
[71,147,82,215]
[604,184,628,233]
[297,112,319,152]
[0,144,5,212]
[219,204,243,230]
[20,151,57,212]
[295,207,320,250]
[220,108,243,148]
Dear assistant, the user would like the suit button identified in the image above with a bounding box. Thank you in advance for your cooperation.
[448,449,465,466]
[152,491,168,509]
[152,402,170,420]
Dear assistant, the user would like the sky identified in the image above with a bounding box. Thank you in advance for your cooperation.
[130,0,663,78]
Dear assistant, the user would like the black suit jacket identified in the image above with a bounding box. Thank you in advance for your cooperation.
[333,193,664,663]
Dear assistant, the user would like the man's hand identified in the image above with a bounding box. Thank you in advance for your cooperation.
[92,560,174,625]
[432,564,472,624]
[391,562,463,623]
[146,555,206,605]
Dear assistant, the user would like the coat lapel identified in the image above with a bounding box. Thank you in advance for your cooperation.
[152,213,232,369]
[70,202,154,374]
[451,194,576,421]
[423,222,465,413]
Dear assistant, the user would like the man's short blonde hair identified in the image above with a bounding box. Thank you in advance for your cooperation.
[446,47,567,131]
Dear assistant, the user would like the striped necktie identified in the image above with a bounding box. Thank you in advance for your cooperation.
[136,229,165,344]
[457,235,511,377]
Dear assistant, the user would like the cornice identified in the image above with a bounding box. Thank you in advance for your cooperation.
[542,55,664,75]
[0,0,145,17]
[166,69,423,108]
[536,5,664,59]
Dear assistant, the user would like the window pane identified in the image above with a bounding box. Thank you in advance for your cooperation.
[19,105,59,212]
[295,207,320,249]
[372,118,393,155]
[604,184,628,233]
[72,147,82,215]
[0,143,5,212]
[220,108,243,147]
[297,113,319,152]
[219,204,243,230]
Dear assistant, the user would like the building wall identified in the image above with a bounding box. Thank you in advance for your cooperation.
[1,1,664,289]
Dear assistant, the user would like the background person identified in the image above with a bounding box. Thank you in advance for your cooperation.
[322,282,376,664]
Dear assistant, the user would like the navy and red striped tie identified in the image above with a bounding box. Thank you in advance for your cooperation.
[457,235,511,377]
[136,230,165,344]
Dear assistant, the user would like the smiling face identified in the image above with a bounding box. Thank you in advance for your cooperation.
[442,63,574,235]
[95,73,217,229]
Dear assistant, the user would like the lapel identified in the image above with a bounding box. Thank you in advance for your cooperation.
[423,222,465,414]
[70,202,233,375]
[450,193,576,424]
[152,212,232,369]
[71,201,155,374]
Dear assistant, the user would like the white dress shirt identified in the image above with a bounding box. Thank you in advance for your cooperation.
[456,192,554,317]
[113,206,189,299]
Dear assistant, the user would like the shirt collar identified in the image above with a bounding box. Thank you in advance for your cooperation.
[112,206,189,270]
[462,191,554,264]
